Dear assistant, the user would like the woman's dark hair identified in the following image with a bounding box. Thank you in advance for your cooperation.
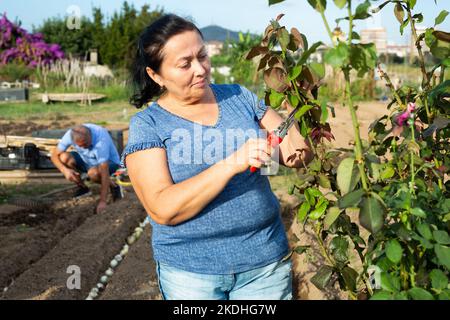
[129,14,203,108]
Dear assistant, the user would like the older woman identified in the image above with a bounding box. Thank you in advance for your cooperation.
[122,14,313,300]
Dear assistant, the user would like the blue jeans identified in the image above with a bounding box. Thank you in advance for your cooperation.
[155,255,293,300]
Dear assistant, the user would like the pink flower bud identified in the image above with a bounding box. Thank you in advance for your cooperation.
[396,112,410,126]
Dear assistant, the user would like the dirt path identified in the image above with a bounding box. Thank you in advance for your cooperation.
[328,101,388,149]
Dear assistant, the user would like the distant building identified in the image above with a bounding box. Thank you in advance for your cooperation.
[386,42,410,58]
[361,28,388,54]
[205,41,223,57]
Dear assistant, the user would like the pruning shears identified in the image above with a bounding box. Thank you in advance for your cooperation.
[250,104,301,173]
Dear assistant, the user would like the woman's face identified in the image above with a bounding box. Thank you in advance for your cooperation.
[152,30,211,102]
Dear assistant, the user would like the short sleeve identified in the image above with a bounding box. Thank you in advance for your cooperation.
[120,113,166,168]
[239,85,269,121]
[56,130,72,151]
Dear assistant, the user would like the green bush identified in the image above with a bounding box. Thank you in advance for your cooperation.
[0,63,34,82]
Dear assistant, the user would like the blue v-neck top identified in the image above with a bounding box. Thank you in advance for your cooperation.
[121,84,289,274]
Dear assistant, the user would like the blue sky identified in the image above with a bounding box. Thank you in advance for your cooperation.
[2,0,450,45]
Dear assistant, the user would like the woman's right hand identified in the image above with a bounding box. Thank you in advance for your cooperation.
[223,138,271,174]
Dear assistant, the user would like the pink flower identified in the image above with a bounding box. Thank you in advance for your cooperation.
[407,102,415,113]
[396,112,410,126]
[396,102,416,126]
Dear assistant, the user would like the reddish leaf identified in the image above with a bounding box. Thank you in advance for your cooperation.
[276,13,285,21]
[290,27,305,49]
[264,67,289,92]
[258,54,270,71]
[245,46,269,60]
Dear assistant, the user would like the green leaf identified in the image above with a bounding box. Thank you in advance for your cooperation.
[311,265,334,290]
[298,41,323,65]
[309,201,328,220]
[338,188,364,209]
[408,0,417,10]
[353,0,371,20]
[412,234,434,249]
[288,93,300,108]
[377,257,394,272]
[385,239,403,264]
[331,236,349,263]
[342,267,358,291]
[278,27,290,51]
[400,17,410,36]
[310,62,325,79]
[288,65,302,81]
[359,195,385,234]
[380,165,395,180]
[380,272,401,292]
[268,0,285,5]
[333,0,347,9]
[417,223,433,240]
[411,207,427,218]
[442,57,450,67]
[434,244,450,270]
[430,269,448,290]
[307,0,327,13]
[337,157,360,195]
[438,290,450,300]
[408,288,435,300]
[435,10,449,26]
[394,3,405,24]
[370,290,392,300]
[433,230,450,245]
[320,100,329,124]
[308,188,322,198]
[268,90,285,108]
[294,105,314,120]
[370,290,393,300]
[413,13,424,23]
[324,42,349,68]
[297,202,310,222]
[318,174,331,189]
[324,207,341,230]
[394,291,409,300]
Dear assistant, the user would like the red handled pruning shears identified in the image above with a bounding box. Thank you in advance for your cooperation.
[250,104,301,173]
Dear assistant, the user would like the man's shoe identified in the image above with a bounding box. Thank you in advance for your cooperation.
[110,185,123,202]
[73,186,91,199]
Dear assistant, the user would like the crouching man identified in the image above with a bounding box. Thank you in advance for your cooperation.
[51,124,123,214]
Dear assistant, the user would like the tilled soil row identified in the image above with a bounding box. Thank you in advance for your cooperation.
[1,192,146,300]
[0,195,100,291]
[99,224,162,300]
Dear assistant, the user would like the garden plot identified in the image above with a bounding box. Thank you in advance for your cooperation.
[0,190,146,300]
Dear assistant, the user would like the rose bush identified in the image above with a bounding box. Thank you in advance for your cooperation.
[246,0,449,300]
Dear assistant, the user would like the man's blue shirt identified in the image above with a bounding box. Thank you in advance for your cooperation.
[58,123,120,168]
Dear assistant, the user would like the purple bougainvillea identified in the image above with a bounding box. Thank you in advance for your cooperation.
[0,13,64,67]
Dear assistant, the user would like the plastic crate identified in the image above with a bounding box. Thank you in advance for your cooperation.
[0,143,39,170]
